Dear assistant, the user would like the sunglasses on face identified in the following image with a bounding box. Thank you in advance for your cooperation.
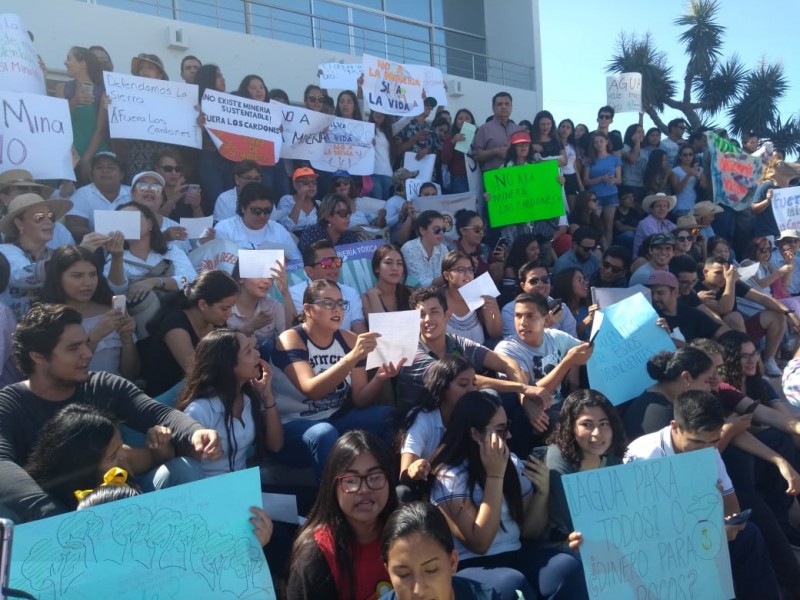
[332,209,352,218]
[758,246,773,253]
[334,179,350,187]
[295,179,317,187]
[676,235,693,242]
[527,276,550,285]
[31,211,56,224]
[336,472,387,493]
[312,298,350,311]
[599,114,612,120]
[578,244,596,252]
[313,256,343,269]
[135,183,163,193]
[602,260,623,274]
[432,226,446,235]
[158,165,183,173]
[248,206,273,216]
[461,226,484,234]
[306,95,325,103]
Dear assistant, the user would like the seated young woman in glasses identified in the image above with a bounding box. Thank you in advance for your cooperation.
[401,210,449,288]
[297,194,361,254]
[430,391,587,600]
[287,430,397,599]
[214,182,301,262]
[441,250,502,345]
[270,279,403,479]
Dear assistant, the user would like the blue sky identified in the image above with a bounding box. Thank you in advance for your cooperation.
[538,1,800,142]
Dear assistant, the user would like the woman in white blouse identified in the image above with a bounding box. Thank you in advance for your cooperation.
[274,167,319,234]
[214,183,301,261]
[401,210,448,287]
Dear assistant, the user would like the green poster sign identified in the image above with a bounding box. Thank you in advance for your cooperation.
[483,160,565,228]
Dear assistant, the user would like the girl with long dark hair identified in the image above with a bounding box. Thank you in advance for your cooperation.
[360,244,411,321]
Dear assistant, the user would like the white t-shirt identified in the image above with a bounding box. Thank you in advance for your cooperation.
[401,409,445,460]
[214,216,301,261]
[501,298,577,338]
[623,426,734,496]
[494,329,580,402]
[213,187,238,223]
[289,280,364,330]
[184,394,257,477]
[67,183,132,226]
[430,454,533,561]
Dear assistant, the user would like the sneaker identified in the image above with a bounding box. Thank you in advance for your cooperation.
[764,357,782,377]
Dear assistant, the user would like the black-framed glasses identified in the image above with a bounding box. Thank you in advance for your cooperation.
[449,266,475,276]
[32,211,56,224]
[601,260,623,274]
[248,206,273,216]
[312,298,349,311]
[135,182,163,193]
[578,244,597,252]
[676,235,693,242]
[332,209,352,218]
[432,226,446,235]
[527,276,550,285]
[313,256,343,269]
[483,421,512,439]
[158,165,183,173]
[306,95,325,103]
[599,114,613,120]
[336,471,388,493]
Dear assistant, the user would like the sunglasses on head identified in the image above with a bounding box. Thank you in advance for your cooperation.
[31,211,56,224]
[248,206,273,216]
[313,256,343,269]
[602,260,623,274]
[159,165,183,173]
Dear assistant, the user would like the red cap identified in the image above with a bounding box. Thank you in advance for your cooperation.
[510,131,531,145]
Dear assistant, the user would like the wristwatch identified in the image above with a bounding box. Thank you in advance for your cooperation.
[785,308,795,315]
[159,277,166,290]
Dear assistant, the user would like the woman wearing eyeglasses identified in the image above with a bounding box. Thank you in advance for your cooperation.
[401,210,448,288]
[214,182,301,261]
[668,145,707,218]
[442,251,501,345]
[271,280,402,479]
[286,430,397,599]
[0,193,76,319]
[129,170,191,253]
[298,194,361,254]
[276,167,320,235]
[152,147,204,221]
[430,391,587,600]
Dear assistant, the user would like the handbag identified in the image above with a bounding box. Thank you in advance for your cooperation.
[124,258,175,339]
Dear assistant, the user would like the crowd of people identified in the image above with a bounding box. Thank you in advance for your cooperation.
[3,41,800,599]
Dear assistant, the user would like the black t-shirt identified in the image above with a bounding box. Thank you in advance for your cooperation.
[677,290,702,308]
[145,309,199,396]
[660,305,720,342]
[696,280,753,312]
[623,390,673,441]
[0,371,202,521]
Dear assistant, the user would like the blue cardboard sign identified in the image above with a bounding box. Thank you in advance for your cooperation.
[587,292,675,405]
[9,468,276,599]
[564,449,734,599]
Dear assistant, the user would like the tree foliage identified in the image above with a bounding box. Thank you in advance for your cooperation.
[608,0,799,153]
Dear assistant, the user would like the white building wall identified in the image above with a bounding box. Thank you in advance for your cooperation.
[6,0,541,123]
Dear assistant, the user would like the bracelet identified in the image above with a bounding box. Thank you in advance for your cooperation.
[486,475,504,479]
[263,402,276,409]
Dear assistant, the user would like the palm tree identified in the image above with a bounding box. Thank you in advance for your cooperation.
[607,0,798,152]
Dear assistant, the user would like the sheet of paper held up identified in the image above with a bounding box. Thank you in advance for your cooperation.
[180,215,213,239]
[262,492,301,525]
[403,151,436,183]
[589,310,604,344]
[238,249,284,278]
[737,262,760,281]
[454,121,477,154]
[458,272,501,311]
[366,310,420,371]
[94,209,141,240]
[591,284,651,309]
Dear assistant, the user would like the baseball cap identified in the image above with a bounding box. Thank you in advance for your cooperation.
[650,232,676,246]
[645,271,678,289]
[292,167,318,181]
[510,131,532,145]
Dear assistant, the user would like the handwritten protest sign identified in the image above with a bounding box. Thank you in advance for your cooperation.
[0,91,75,180]
[564,449,734,600]
[406,64,447,107]
[0,14,45,94]
[319,62,362,90]
[587,292,675,405]
[706,131,763,211]
[606,72,642,113]
[274,101,334,161]
[10,468,276,600]
[483,161,565,228]
[310,116,375,175]
[104,72,200,148]
[406,179,441,200]
[202,88,282,165]
[770,186,800,232]
[412,192,475,242]
[362,54,424,116]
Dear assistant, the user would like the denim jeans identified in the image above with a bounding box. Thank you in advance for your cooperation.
[137,456,205,491]
[369,174,393,200]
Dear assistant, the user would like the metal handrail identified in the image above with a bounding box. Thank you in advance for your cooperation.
[88,0,535,89]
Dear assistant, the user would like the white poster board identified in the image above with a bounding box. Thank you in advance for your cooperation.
[275,101,334,161]
[606,72,642,113]
[0,14,46,94]
[310,117,375,175]
[318,63,362,90]
[362,54,424,116]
